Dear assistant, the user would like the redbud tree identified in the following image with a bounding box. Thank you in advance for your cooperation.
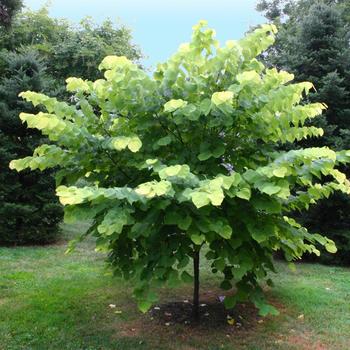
[11,21,350,321]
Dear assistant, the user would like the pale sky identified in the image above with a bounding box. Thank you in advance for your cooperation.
[24,0,265,69]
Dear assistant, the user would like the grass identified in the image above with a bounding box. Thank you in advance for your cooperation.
[0,223,349,350]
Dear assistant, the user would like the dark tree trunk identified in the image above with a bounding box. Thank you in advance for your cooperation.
[192,249,200,323]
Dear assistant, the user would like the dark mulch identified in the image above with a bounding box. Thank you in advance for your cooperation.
[147,298,260,330]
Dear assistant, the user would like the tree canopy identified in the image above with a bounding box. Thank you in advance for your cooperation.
[11,21,349,318]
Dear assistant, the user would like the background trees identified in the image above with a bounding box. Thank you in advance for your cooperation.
[0,7,142,87]
[0,0,22,27]
[257,0,350,265]
[0,6,142,244]
[0,49,62,244]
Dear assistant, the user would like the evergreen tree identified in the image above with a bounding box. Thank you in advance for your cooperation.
[0,49,63,245]
[0,0,22,27]
[257,1,350,265]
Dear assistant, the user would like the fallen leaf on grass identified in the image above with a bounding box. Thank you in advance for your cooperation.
[227,315,235,325]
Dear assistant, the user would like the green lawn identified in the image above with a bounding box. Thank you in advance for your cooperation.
[0,223,349,350]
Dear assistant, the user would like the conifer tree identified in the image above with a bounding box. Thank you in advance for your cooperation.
[0,50,63,244]
[257,1,350,264]
[0,0,22,27]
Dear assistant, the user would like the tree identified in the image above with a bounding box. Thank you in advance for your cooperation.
[257,0,350,22]
[257,0,350,265]
[256,0,294,21]
[0,7,142,84]
[0,0,22,27]
[0,49,62,244]
[11,22,349,321]
[256,1,350,146]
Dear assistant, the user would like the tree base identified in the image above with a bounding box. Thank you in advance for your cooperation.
[148,300,258,328]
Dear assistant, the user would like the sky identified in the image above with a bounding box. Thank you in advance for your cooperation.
[24,0,265,70]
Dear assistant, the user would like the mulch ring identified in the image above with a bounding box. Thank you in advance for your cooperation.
[147,296,260,330]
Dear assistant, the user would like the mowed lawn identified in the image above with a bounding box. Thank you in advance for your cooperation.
[0,223,349,350]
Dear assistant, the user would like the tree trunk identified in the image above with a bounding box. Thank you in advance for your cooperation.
[192,249,200,323]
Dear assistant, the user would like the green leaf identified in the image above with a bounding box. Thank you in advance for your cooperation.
[128,137,142,152]
[208,190,224,206]
[198,151,212,161]
[252,196,281,214]
[111,136,130,150]
[164,165,182,177]
[260,183,281,196]
[99,55,132,70]
[164,99,187,112]
[179,216,192,230]
[190,233,205,245]
[212,145,225,158]
[219,225,232,239]
[97,208,133,236]
[211,91,234,105]
[248,223,275,243]
[214,258,226,271]
[325,242,337,253]
[236,187,251,200]
[272,167,288,178]
[191,192,210,208]
[200,98,212,115]
[138,300,153,313]
[135,180,173,198]
[181,271,193,283]
[236,70,261,85]
[66,77,90,92]
[178,256,190,269]
[157,135,172,146]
